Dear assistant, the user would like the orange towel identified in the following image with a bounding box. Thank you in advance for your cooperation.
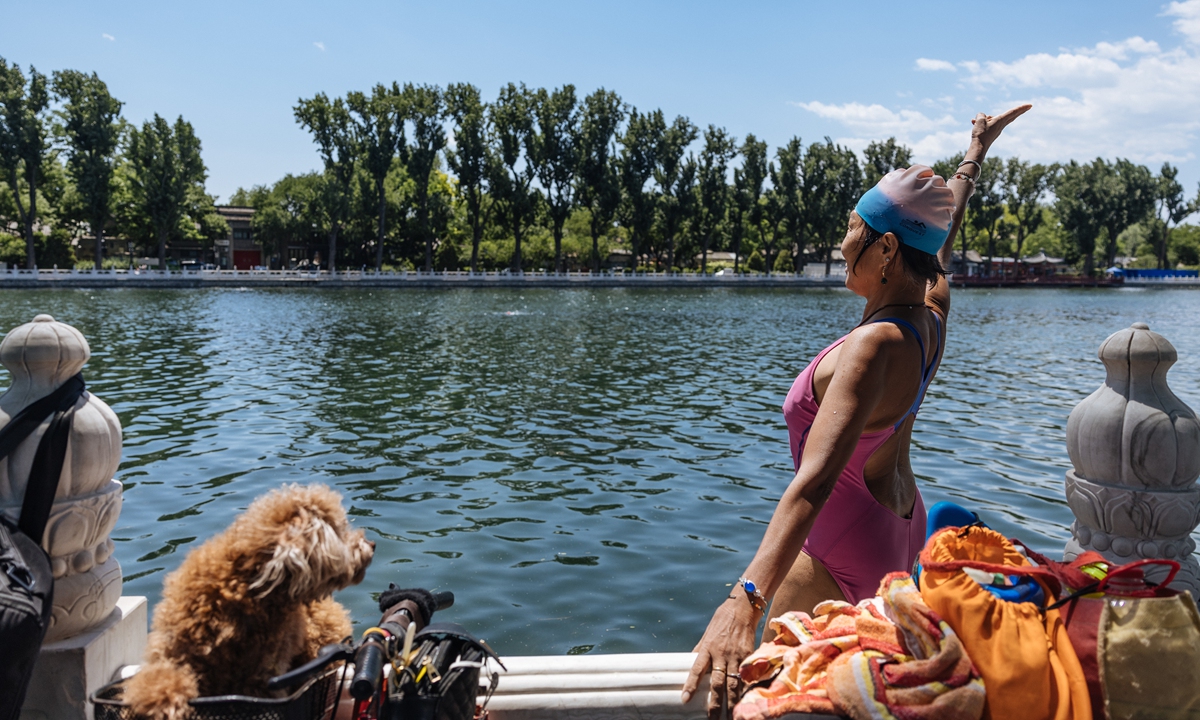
[734,572,985,720]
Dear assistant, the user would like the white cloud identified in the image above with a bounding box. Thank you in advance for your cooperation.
[794,101,955,136]
[1165,0,1200,44]
[915,58,956,72]
[313,41,325,51]
[1078,37,1161,60]
[102,33,115,41]
[793,6,1200,169]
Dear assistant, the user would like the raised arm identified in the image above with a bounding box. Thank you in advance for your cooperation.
[926,104,1031,317]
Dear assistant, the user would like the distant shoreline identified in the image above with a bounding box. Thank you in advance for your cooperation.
[0,269,1193,290]
[0,269,849,290]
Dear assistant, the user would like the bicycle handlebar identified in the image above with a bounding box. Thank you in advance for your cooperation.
[269,586,454,700]
[350,632,387,700]
[350,590,453,701]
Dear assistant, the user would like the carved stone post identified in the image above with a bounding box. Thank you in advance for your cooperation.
[0,314,124,641]
[1064,322,1200,594]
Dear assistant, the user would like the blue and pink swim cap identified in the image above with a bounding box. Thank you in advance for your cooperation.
[854,165,955,255]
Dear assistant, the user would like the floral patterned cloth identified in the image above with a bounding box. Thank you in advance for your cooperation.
[734,572,985,720]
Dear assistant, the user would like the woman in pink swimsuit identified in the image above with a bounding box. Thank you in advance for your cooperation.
[682,105,1031,719]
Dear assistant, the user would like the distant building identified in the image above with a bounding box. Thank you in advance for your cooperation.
[214,206,261,270]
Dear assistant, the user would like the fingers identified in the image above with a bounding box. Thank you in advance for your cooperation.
[726,668,743,718]
[998,103,1033,120]
[708,666,727,720]
[991,104,1032,130]
[681,649,710,704]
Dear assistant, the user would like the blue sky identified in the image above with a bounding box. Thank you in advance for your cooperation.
[4,1,1199,202]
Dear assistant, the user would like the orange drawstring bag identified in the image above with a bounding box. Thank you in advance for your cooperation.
[918,526,1091,720]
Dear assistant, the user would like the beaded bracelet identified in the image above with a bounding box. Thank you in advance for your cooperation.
[732,576,767,612]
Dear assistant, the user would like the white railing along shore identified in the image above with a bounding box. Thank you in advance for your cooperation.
[0,267,849,284]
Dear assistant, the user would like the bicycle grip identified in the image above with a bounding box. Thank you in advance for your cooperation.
[350,638,385,700]
[432,591,454,612]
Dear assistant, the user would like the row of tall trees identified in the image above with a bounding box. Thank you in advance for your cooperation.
[0,57,225,269]
[277,81,907,274]
[5,57,1198,274]
[279,81,1199,275]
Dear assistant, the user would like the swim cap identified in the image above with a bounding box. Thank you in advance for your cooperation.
[854,165,954,255]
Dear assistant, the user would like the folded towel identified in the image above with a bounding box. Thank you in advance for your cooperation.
[734,572,985,720]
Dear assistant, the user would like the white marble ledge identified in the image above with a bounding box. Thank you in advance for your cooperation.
[487,653,709,720]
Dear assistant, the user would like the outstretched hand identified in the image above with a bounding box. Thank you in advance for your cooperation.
[970,104,1032,154]
[681,598,760,720]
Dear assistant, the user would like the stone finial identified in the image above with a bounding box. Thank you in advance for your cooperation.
[1064,322,1200,594]
[0,314,124,641]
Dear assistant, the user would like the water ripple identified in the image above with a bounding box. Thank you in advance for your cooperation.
[0,287,1197,656]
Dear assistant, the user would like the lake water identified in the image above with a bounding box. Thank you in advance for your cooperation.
[1,287,1197,656]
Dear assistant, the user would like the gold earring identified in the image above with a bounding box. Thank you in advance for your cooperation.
[881,259,889,285]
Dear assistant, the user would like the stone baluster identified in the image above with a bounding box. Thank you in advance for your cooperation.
[1064,322,1200,593]
[0,314,124,641]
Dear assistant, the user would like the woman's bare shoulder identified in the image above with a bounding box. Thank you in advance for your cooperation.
[843,321,917,360]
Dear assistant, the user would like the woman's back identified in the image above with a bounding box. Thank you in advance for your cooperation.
[783,310,943,602]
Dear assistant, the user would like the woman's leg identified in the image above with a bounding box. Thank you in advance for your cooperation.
[760,551,846,642]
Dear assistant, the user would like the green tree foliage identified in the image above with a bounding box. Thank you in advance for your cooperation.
[1054,158,1156,275]
[763,138,802,275]
[730,134,766,273]
[1151,163,1197,269]
[51,70,122,267]
[0,58,51,268]
[694,125,736,274]
[617,108,663,270]
[124,114,208,269]
[347,83,404,271]
[530,85,580,273]
[653,117,697,270]
[445,83,490,273]
[1105,160,1156,268]
[1171,224,1200,267]
[247,173,326,267]
[1054,160,1109,275]
[488,83,537,272]
[401,84,446,272]
[1003,159,1055,264]
[575,89,623,273]
[862,138,912,188]
[295,93,356,270]
[803,138,861,275]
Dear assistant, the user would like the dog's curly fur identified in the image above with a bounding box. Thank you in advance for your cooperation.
[123,484,375,720]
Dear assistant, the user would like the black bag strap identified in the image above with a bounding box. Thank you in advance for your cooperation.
[0,374,85,462]
[0,374,86,542]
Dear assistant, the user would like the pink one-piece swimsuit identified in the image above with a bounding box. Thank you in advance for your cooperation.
[782,314,941,604]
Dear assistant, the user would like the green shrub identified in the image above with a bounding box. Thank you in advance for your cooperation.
[773,249,794,273]
[746,251,765,272]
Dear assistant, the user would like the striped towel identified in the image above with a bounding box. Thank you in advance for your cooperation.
[734,572,985,720]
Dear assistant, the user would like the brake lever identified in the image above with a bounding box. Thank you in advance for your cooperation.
[267,641,355,691]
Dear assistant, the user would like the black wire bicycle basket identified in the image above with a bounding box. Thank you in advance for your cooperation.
[91,667,342,720]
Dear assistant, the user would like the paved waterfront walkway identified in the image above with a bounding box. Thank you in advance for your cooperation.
[0,268,849,289]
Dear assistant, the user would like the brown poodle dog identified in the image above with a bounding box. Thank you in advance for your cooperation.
[123,484,375,719]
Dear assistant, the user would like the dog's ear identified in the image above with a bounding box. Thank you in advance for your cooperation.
[248,512,337,599]
[249,509,368,600]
